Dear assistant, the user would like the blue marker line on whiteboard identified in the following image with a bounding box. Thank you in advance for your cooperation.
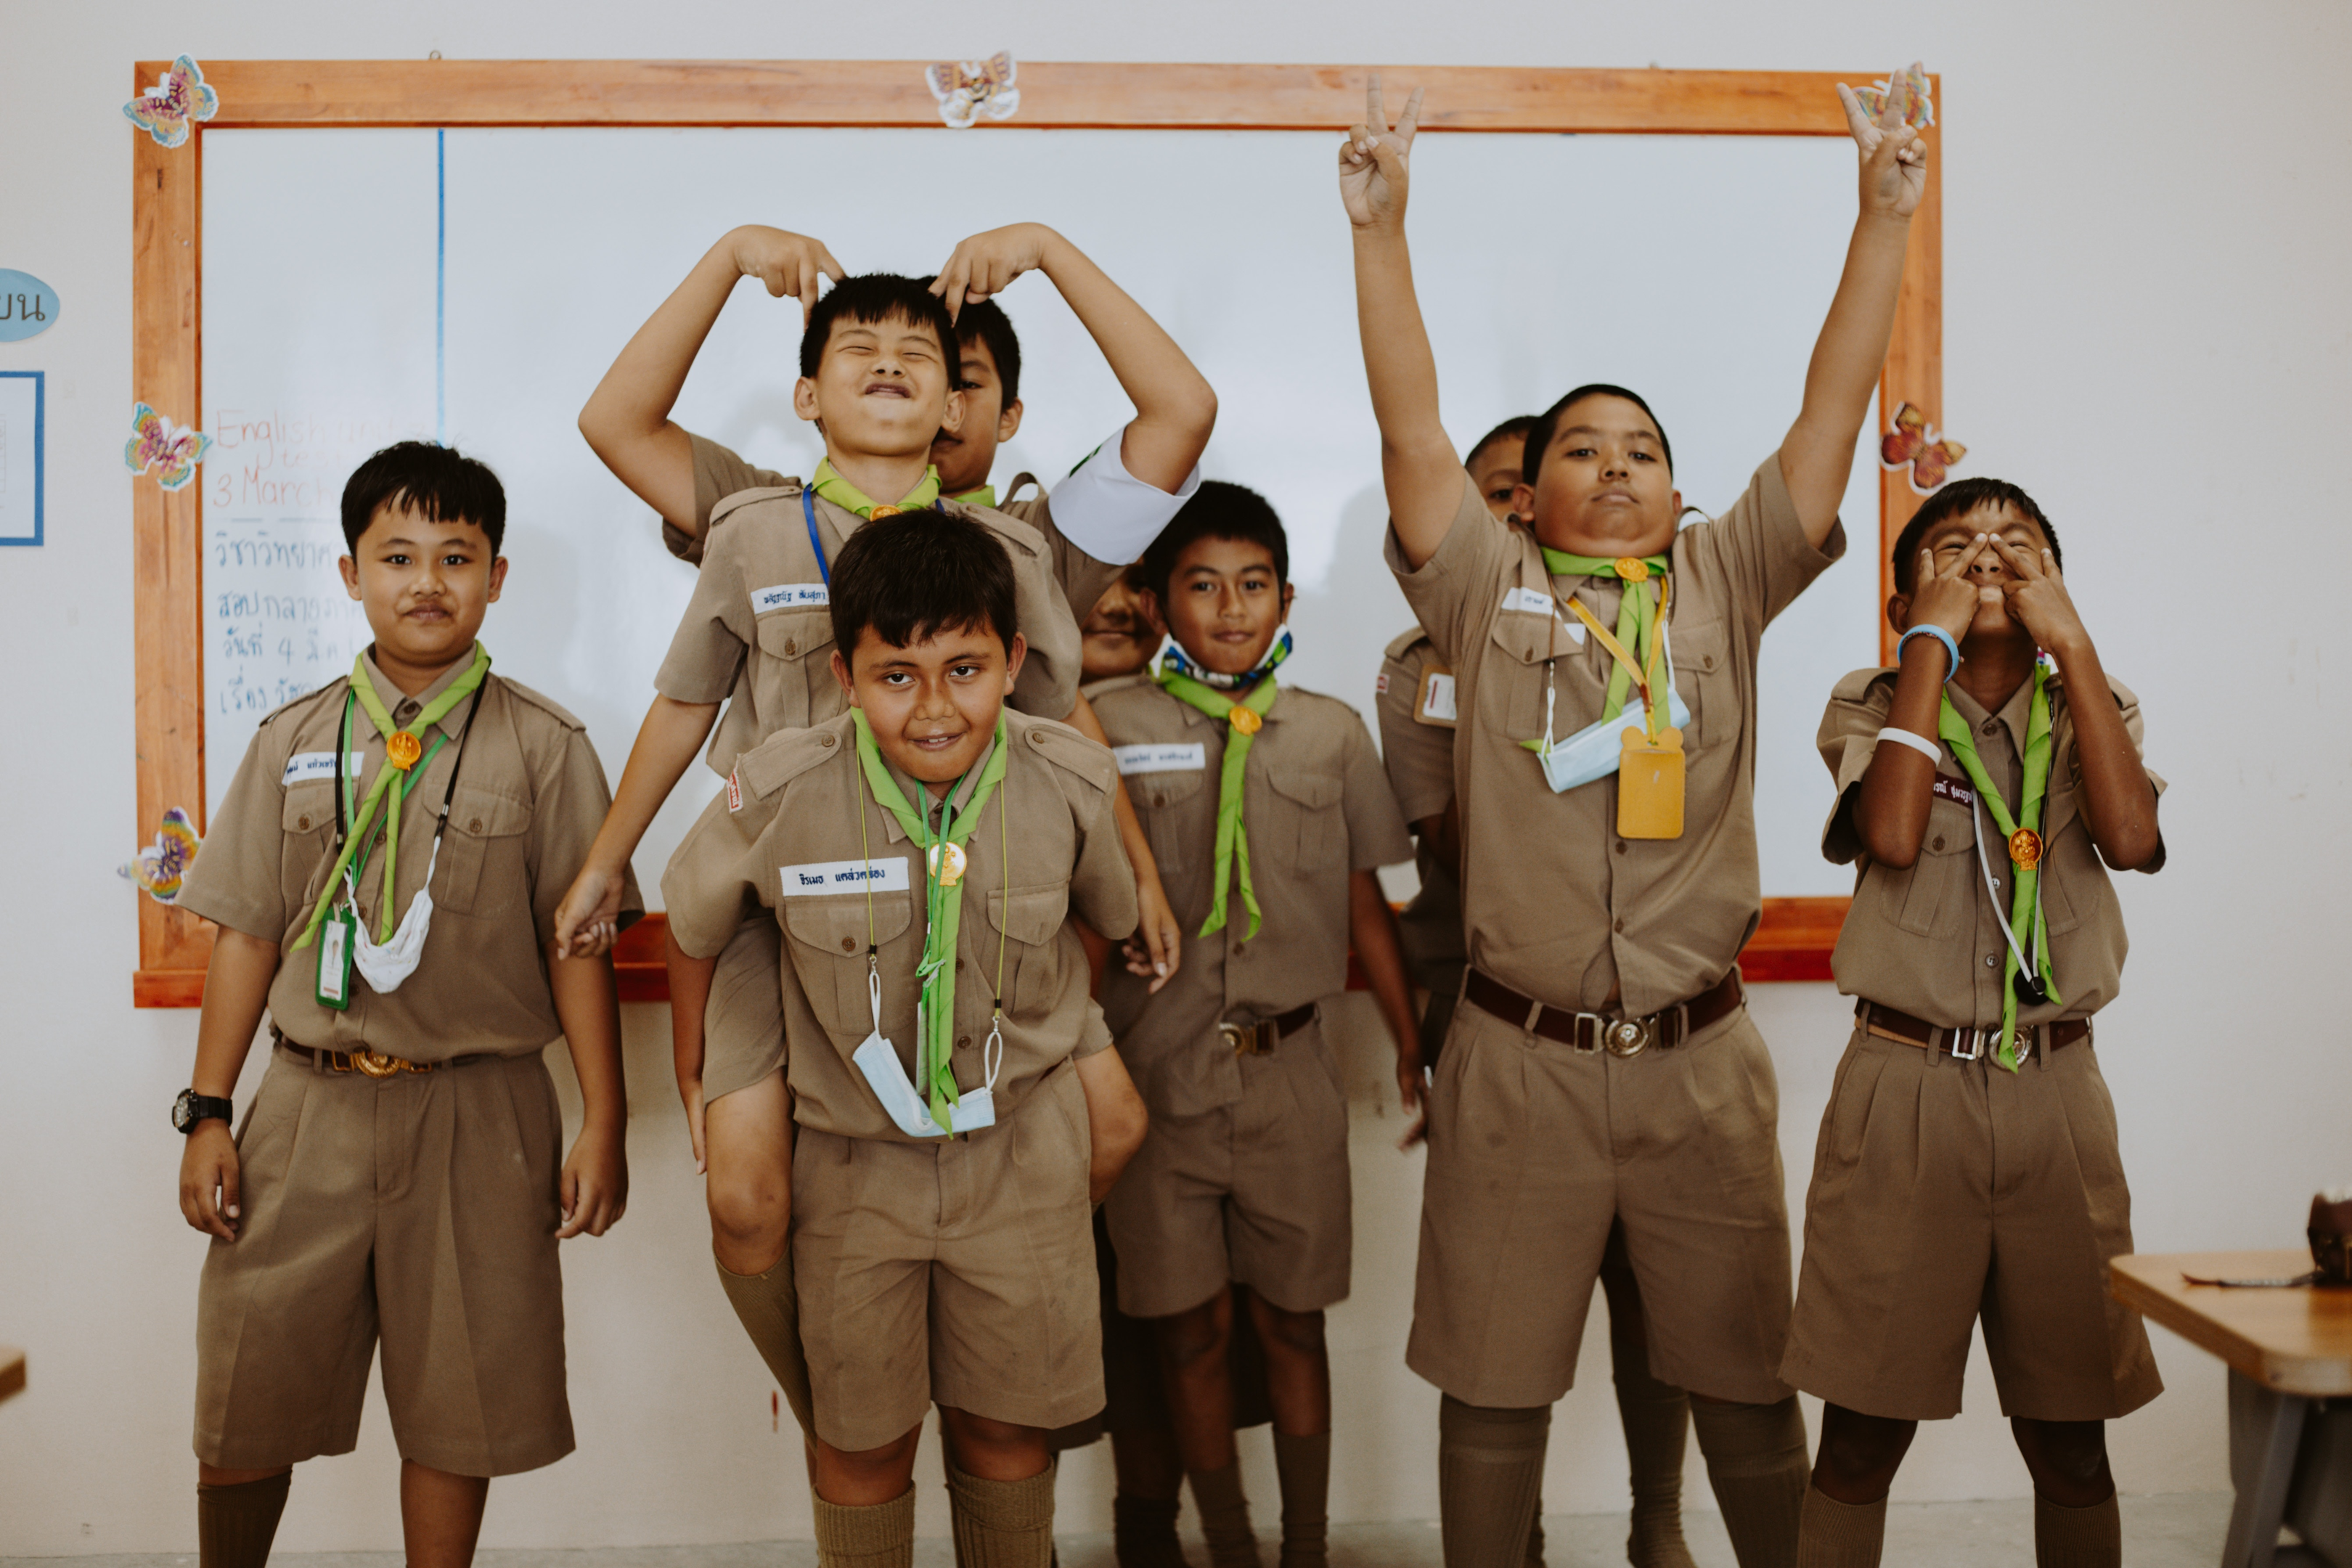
[435,129,446,445]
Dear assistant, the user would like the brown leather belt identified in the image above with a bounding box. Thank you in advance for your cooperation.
[1463,966,1744,1058]
[276,1032,492,1078]
[1857,1000,2089,1063]
[1220,1003,1317,1057]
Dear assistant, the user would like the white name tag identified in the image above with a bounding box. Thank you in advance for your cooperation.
[1419,672,1458,724]
[780,857,912,897]
[282,751,363,785]
[1499,586,1585,642]
[1114,742,1207,775]
[752,582,829,613]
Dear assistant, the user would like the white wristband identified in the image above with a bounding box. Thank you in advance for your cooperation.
[1874,726,1943,764]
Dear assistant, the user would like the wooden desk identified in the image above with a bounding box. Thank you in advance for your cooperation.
[2112,1251,2352,1567]
[0,1345,23,1405]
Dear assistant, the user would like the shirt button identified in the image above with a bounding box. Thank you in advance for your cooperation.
[468,818,483,833]
[1231,942,1245,957]
[1930,835,1944,850]
[956,958,965,971]
[1613,918,1625,934]
[820,733,836,748]
[1981,719,1998,737]
[783,638,798,656]
[297,814,311,830]
[1614,840,1627,855]
[841,937,856,952]
[1985,954,1998,968]
[957,1035,971,1049]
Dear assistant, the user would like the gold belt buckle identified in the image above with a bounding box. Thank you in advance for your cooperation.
[1602,1016,1654,1058]
[353,1048,421,1078]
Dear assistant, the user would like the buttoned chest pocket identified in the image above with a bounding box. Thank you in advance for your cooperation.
[753,611,836,732]
[2036,773,2088,936]
[783,891,913,1040]
[1264,769,1347,870]
[281,782,338,910]
[985,883,1071,1018]
[1481,610,1555,740]
[436,784,533,915]
[1667,616,1734,749]
[1877,798,1975,936]
[1132,766,1211,881]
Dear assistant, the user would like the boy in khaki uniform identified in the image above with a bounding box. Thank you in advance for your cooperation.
[171,443,633,1568]
[662,509,1146,1563]
[1786,478,2163,1568]
[1373,415,1699,1568]
[1093,483,1422,1568]
[1342,74,1930,1567]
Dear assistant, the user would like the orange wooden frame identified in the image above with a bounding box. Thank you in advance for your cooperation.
[131,58,1940,1005]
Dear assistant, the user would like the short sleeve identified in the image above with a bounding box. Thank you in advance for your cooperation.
[1375,645,1455,825]
[655,529,752,705]
[1384,470,1516,671]
[527,725,643,947]
[661,779,772,960]
[1675,450,1845,634]
[1066,767,1140,942]
[1037,424,1201,567]
[1069,996,1116,1061]
[668,431,790,564]
[2091,675,2167,874]
[1817,671,1896,866]
[176,719,298,943]
[1340,716,1417,873]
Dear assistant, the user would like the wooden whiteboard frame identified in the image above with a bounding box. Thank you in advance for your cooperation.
[129,58,1941,1005]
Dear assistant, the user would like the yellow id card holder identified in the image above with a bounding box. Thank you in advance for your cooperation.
[1617,725,1685,839]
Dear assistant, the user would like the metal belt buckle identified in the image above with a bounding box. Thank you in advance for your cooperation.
[1946,1026,1982,1062]
[1603,1016,1654,1058]
[1220,1022,1273,1057]
[1566,1010,1604,1055]
[354,1048,415,1078]
[2012,1027,2035,1063]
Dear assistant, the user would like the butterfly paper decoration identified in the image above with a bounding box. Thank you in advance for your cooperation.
[1847,62,1935,131]
[121,807,203,905]
[126,403,213,491]
[123,56,220,150]
[1881,402,1966,494]
[926,53,1021,130]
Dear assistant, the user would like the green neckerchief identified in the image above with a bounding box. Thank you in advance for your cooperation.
[813,456,942,518]
[950,484,996,507]
[293,644,491,948]
[1541,550,1670,722]
[1937,662,2061,1071]
[1153,669,1282,940]
[851,709,1008,1133]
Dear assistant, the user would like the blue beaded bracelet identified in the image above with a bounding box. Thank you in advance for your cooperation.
[1896,624,1962,681]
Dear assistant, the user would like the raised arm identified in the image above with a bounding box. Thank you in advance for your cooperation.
[579,226,844,537]
[1341,81,1463,569]
[932,225,1216,494]
[1778,71,1929,548]
[1853,539,1994,867]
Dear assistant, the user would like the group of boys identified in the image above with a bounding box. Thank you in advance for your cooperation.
[169,69,2165,1568]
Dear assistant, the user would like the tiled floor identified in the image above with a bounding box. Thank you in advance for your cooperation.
[1,1490,2241,1568]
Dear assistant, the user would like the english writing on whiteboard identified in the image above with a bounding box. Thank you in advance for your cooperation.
[753,582,829,613]
[1114,742,1207,775]
[780,858,913,897]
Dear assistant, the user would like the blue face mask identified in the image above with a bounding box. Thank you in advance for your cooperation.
[1148,624,1293,690]
[1524,623,1690,794]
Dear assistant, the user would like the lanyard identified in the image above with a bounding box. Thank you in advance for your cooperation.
[1153,669,1281,939]
[1566,573,1674,743]
[801,489,831,587]
[1543,550,1670,723]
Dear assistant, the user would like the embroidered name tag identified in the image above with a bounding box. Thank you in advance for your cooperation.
[780,857,912,897]
[1417,668,1458,726]
[1931,775,1976,807]
[1498,586,1585,642]
[282,751,363,785]
[752,582,829,613]
[1114,742,1207,775]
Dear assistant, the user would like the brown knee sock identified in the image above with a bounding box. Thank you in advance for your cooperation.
[1438,1395,1548,1568]
[947,1464,1056,1568]
[1795,1485,1885,1568]
[196,1471,291,1568]
[2033,1493,2120,1568]
[714,1247,814,1437]
[1688,1397,1808,1568]
[1187,1461,1264,1568]
[1271,1431,1330,1568]
[812,1485,916,1568]
[1524,1502,1546,1568]
[1114,1493,1190,1568]
[1609,1339,1694,1568]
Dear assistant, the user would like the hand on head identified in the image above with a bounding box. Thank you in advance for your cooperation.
[730,226,846,327]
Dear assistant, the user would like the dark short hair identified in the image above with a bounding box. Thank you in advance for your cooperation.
[1466,415,1537,473]
[341,441,506,555]
[799,274,959,383]
[954,295,1022,408]
[1139,481,1289,602]
[830,510,1018,663]
[1891,478,2065,592]
[1523,384,1674,486]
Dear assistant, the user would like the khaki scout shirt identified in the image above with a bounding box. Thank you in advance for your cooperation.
[661,708,1139,1143]
[1376,628,1467,987]
[1818,666,2165,1028]
[1092,677,1414,1117]
[1389,456,1844,1016]
[178,655,642,1061]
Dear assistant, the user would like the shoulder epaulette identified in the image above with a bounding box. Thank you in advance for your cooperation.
[939,497,1048,560]
[1081,671,1156,703]
[1384,626,1434,662]
[706,481,807,534]
[1830,666,1898,704]
[256,677,350,730]
[736,716,852,801]
[494,674,587,732]
[1013,714,1116,795]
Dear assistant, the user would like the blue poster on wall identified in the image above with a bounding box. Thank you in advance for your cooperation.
[0,271,58,343]
[0,371,46,546]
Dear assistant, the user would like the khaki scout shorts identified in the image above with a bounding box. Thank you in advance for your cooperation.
[1780,1026,2163,1423]
[195,1045,572,1477]
[1103,1014,1352,1320]
[792,1061,1101,1453]
[1408,1000,1794,1408]
[704,919,787,1105]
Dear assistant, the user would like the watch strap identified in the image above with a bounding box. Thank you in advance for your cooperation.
[175,1090,234,1133]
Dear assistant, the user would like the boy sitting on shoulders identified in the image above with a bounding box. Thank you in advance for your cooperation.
[173,442,632,1568]
[1786,478,2163,1568]
[662,510,1148,1564]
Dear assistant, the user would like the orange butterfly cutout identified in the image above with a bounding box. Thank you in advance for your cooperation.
[926,53,1020,130]
[121,807,203,904]
[126,403,213,491]
[1881,402,1965,494]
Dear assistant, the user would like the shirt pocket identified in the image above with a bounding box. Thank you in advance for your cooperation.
[1264,768,1347,870]
[1134,766,1210,880]
[1875,797,1975,936]
[984,882,1071,1018]
[280,782,339,911]
[783,890,912,1040]
[436,784,534,916]
[1667,616,1734,749]
[1482,608,1553,740]
[752,609,835,732]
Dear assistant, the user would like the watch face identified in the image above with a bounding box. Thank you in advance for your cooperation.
[172,1088,195,1132]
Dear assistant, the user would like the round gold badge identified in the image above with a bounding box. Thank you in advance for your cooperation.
[385,731,423,771]
[1614,557,1651,582]
[1229,707,1263,735]
[869,505,902,519]
[2007,828,2043,868]
[930,841,968,888]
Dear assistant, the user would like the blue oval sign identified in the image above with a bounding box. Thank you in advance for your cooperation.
[0,271,60,343]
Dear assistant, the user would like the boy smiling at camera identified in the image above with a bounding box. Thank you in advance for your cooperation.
[661,509,1146,1564]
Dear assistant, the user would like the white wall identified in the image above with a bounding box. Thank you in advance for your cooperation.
[2,0,2345,1553]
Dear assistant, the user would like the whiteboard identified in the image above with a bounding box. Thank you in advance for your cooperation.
[201,126,1879,903]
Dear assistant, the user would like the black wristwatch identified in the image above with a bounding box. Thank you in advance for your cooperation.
[173,1089,234,1134]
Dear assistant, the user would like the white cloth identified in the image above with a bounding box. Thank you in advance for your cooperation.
[1037,422,1202,566]
[346,838,442,993]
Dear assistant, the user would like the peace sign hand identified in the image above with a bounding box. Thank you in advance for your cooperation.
[1837,65,1929,219]
[1339,77,1424,231]
[1907,532,1999,650]
[1989,536,2091,656]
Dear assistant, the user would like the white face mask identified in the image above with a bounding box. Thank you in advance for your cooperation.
[343,838,442,993]
[849,969,1001,1137]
